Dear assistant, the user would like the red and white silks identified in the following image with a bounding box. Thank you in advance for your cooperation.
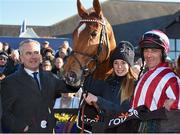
[132,62,180,111]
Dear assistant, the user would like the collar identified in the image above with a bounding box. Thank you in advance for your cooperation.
[149,62,169,71]
[24,67,39,78]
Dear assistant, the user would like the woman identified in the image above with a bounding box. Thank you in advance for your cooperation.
[83,41,137,115]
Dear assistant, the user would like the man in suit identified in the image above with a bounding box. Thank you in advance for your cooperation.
[1,39,77,133]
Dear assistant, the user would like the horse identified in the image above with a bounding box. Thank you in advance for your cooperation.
[64,0,116,87]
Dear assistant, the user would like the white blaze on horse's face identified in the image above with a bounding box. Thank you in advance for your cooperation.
[78,23,86,37]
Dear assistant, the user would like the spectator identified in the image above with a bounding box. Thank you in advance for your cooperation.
[57,47,68,63]
[55,41,72,58]
[0,82,2,133]
[42,60,52,71]
[3,42,12,55]
[165,56,175,70]
[40,41,50,57]
[131,30,180,132]
[1,39,78,133]
[3,49,20,77]
[53,93,79,109]
[0,52,8,80]
[51,57,64,80]
[43,47,55,66]
[61,41,72,56]
[175,55,180,77]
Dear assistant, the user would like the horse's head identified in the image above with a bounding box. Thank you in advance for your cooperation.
[64,0,116,87]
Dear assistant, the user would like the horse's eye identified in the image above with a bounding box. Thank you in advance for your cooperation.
[90,30,98,38]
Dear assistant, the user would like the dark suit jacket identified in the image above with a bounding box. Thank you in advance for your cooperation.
[1,66,76,133]
[0,81,2,133]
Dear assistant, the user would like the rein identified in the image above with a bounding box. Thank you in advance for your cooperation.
[65,18,110,133]
[79,83,102,133]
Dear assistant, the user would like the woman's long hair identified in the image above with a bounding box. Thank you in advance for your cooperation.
[120,67,137,103]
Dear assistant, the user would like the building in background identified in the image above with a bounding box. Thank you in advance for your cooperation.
[0,1,179,60]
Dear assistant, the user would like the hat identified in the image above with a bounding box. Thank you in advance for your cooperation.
[59,48,67,55]
[43,41,49,45]
[42,60,51,66]
[3,42,9,46]
[0,51,8,59]
[44,47,53,53]
[111,41,135,66]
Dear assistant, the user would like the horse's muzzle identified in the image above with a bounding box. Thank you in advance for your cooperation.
[65,71,79,86]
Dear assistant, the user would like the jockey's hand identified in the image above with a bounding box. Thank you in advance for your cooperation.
[163,99,175,111]
[83,92,98,105]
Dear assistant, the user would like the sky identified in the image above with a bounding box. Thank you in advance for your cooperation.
[0,0,179,26]
[0,0,107,26]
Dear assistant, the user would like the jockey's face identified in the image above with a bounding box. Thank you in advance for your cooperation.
[113,59,129,76]
[143,48,162,70]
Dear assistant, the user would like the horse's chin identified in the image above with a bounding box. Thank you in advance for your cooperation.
[65,78,81,87]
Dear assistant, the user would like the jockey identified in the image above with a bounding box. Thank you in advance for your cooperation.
[131,30,180,111]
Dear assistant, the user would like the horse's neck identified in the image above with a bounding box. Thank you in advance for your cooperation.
[92,59,113,80]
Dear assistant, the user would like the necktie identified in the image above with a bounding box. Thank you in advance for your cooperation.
[32,72,41,90]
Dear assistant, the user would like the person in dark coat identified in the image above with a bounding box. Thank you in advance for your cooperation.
[81,41,138,132]
[1,39,77,133]
[0,81,2,133]
[83,41,137,114]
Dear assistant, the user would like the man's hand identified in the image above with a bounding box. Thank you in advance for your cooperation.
[163,99,175,111]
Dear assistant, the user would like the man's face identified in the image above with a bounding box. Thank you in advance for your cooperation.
[55,58,64,69]
[143,48,162,70]
[20,42,41,71]
[43,43,49,48]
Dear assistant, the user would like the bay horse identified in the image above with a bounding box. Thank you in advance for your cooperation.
[64,0,116,87]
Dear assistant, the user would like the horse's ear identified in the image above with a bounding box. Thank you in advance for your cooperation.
[77,0,88,18]
[93,0,103,18]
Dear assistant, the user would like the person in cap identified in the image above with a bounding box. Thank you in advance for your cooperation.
[1,39,78,133]
[43,47,55,65]
[131,30,180,132]
[3,42,12,55]
[51,57,64,80]
[0,52,8,80]
[40,41,50,57]
[42,60,52,71]
[80,41,137,132]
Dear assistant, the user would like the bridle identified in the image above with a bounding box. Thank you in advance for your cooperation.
[66,17,109,133]
[68,17,110,84]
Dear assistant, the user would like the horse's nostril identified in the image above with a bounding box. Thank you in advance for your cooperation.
[66,71,77,84]
[69,71,76,79]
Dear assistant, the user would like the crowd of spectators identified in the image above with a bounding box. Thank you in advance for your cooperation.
[0,40,73,81]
